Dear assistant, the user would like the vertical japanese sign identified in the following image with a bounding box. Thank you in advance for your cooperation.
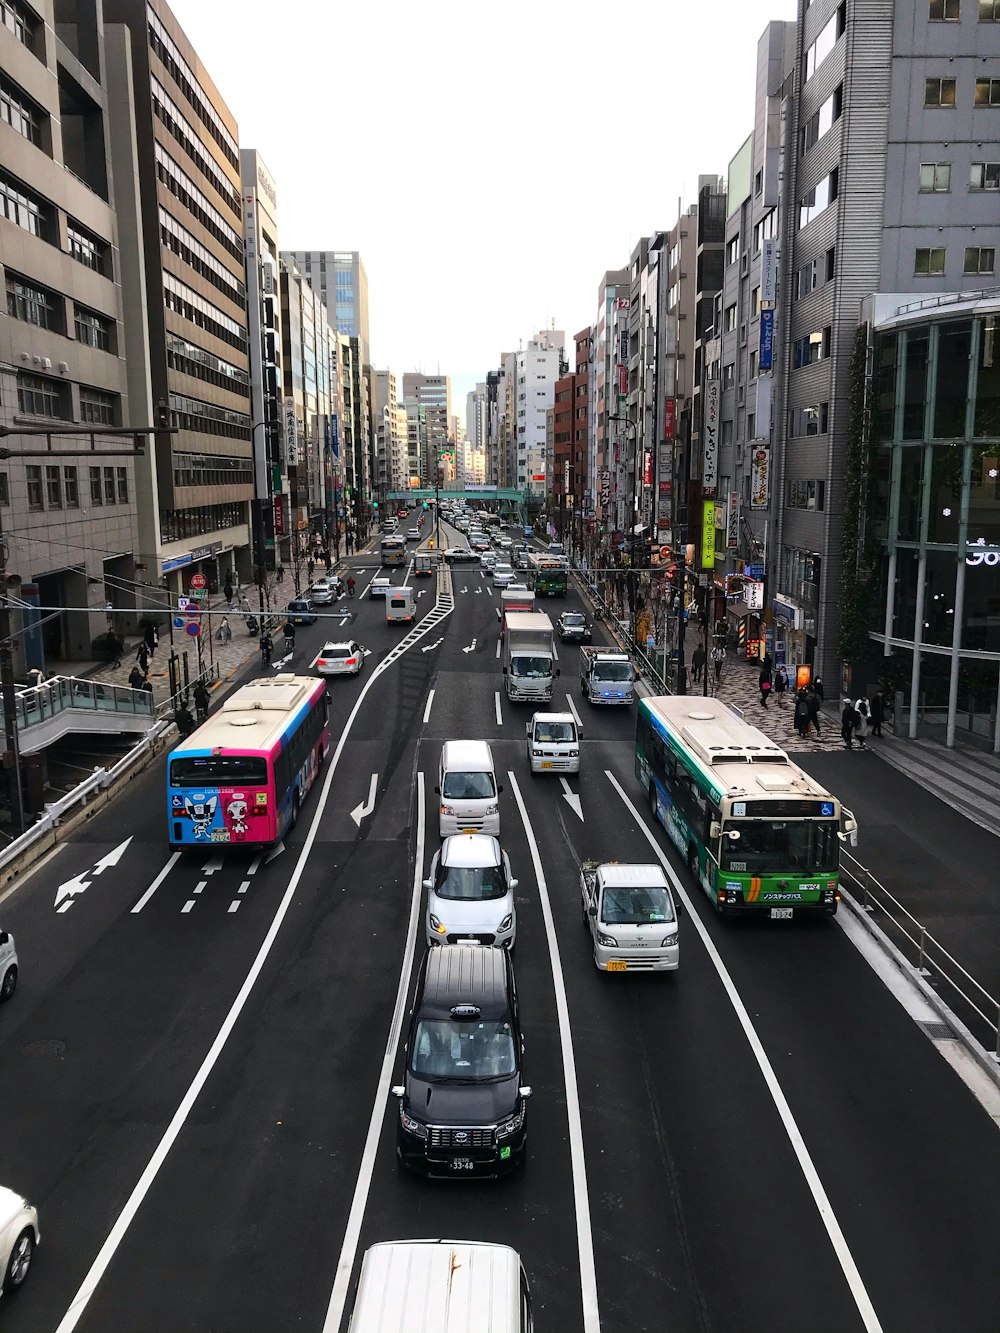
[727,490,740,548]
[750,443,770,510]
[643,451,652,486]
[703,381,720,495]
[663,397,675,441]
[701,499,716,568]
[273,495,285,535]
[284,398,298,466]
[761,238,777,304]
[759,309,775,372]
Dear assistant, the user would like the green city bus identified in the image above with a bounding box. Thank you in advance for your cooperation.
[529,553,568,597]
[635,695,857,918]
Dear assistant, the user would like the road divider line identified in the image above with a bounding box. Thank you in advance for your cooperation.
[227,901,240,914]
[495,638,501,658]
[508,771,600,1331]
[131,853,180,914]
[495,691,503,726]
[238,880,250,895]
[180,900,194,914]
[193,880,206,895]
[604,769,885,1333]
[423,688,435,724]
[322,777,427,1331]
[54,591,454,1333]
[565,692,582,728]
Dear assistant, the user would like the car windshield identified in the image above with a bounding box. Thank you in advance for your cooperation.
[535,721,575,743]
[595,662,631,681]
[435,862,507,900]
[512,655,551,678]
[562,615,585,627]
[721,819,840,873]
[442,770,496,799]
[410,1019,516,1080]
[600,884,675,925]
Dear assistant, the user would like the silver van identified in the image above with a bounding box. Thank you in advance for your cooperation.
[349,1240,532,1332]
[437,740,501,837]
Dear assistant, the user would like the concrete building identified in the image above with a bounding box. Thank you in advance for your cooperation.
[333,334,371,545]
[513,329,564,495]
[286,249,369,367]
[105,0,252,597]
[466,382,487,457]
[373,369,407,494]
[552,328,590,552]
[403,372,450,484]
[0,0,140,669]
[590,272,628,546]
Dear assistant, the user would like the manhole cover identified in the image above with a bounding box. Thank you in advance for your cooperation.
[919,1021,952,1041]
[21,1039,66,1059]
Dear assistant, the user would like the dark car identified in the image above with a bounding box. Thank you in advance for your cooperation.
[557,611,592,642]
[287,598,317,625]
[392,945,530,1179]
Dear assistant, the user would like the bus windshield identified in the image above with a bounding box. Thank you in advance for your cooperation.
[722,819,840,874]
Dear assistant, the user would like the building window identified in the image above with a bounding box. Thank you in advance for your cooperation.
[929,0,960,17]
[74,305,114,352]
[754,169,763,197]
[798,168,839,229]
[981,0,1000,17]
[103,467,115,505]
[800,86,843,154]
[45,465,62,509]
[89,466,102,505]
[67,221,109,275]
[975,78,1000,106]
[0,168,52,240]
[788,403,829,436]
[117,467,128,503]
[749,350,759,379]
[6,272,63,331]
[915,247,947,275]
[724,304,737,332]
[826,247,837,280]
[787,479,826,510]
[919,162,952,192]
[803,2,846,81]
[17,372,68,418]
[64,466,79,508]
[79,387,117,426]
[793,330,831,368]
[725,236,739,266]
[925,78,957,107]
[723,363,735,388]
[1,0,41,50]
[964,246,996,274]
[0,72,43,146]
[26,465,43,510]
[751,286,760,317]
[969,161,1000,189]
[796,260,818,299]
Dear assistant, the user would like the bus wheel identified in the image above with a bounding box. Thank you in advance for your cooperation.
[648,785,658,819]
[291,792,300,830]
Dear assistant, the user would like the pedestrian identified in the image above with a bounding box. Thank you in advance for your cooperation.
[135,641,149,675]
[692,644,706,684]
[813,676,825,704]
[107,631,122,669]
[193,679,210,723]
[143,622,157,657]
[325,551,332,572]
[217,615,232,644]
[128,664,145,691]
[870,687,885,738]
[140,678,154,700]
[760,650,773,677]
[774,665,788,706]
[759,670,772,708]
[260,630,273,667]
[174,699,195,738]
[307,557,315,580]
[282,618,296,653]
[806,685,822,736]
[853,696,871,749]
[794,689,811,738]
[276,564,285,586]
[712,643,725,684]
[27,666,46,688]
[841,699,858,749]
[223,577,233,606]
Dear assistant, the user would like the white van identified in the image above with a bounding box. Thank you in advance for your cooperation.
[349,1240,532,1332]
[437,740,501,837]
[0,929,17,1001]
[385,586,415,624]
[526,711,581,774]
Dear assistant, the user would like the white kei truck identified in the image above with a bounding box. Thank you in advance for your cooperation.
[580,861,680,973]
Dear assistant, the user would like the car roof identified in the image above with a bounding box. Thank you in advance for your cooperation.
[440,833,501,868]
[597,863,671,888]
[531,711,575,724]
[441,739,493,771]
[321,640,356,651]
[418,944,511,1020]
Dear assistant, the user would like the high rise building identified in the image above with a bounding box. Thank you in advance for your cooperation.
[286,250,369,367]
[553,329,591,551]
[403,372,451,484]
[591,273,628,543]
[0,0,138,669]
[374,369,407,494]
[105,0,252,596]
[514,329,564,495]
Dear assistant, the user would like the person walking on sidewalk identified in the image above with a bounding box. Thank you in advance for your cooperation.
[794,689,810,738]
[712,643,725,684]
[870,688,885,737]
[276,564,285,586]
[853,696,871,749]
[128,664,145,691]
[108,631,123,669]
[691,644,706,685]
[841,699,858,749]
[813,676,825,703]
[223,577,233,608]
[774,665,788,706]
[806,685,822,737]
[217,615,232,644]
[194,678,210,723]
[135,641,149,676]
[143,622,157,658]
[758,668,772,708]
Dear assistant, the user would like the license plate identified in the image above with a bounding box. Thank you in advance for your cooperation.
[461,827,478,834]
[606,959,628,971]
[449,1157,475,1171]
[541,761,553,769]
[770,907,794,920]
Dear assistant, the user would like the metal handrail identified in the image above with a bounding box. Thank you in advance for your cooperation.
[14,675,155,729]
[840,849,1000,1060]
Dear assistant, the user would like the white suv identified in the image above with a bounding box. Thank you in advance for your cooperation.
[423,835,518,949]
[0,930,17,1001]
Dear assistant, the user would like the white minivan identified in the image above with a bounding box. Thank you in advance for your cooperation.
[437,740,501,837]
[0,929,17,1001]
[348,1240,533,1332]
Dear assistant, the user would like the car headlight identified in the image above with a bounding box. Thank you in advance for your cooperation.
[486,803,499,815]
[532,748,544,757]
[498,1106,525,1138]
[399,1105,428,1138]
[660,930,678,947]
[441,804,455,815]
[498,913,513,933]
[429,913,447,936]
[569,749,579,756]
[597,931,618,947]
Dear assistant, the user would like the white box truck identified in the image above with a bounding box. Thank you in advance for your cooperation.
[579,646,634,705]
[503,612,558,703]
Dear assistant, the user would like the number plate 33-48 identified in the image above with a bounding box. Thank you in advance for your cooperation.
[449,1157,474,1171]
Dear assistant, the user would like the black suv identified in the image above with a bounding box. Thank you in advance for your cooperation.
[392,945,530,1178]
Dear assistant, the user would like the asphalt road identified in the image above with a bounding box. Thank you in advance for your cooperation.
[0,518,998,1333]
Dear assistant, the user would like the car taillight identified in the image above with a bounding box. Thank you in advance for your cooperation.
[317,659,326,667]
[345,658,355,666]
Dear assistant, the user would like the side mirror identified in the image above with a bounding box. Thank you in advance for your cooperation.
[525,722,531,736]
[509,878,519,890]
[588,904,597,917]
[390,1085,404,1099]
[422,877,433,889]
[0,931,7,945]
[519,1086,533,1100]
[555,668,561,678]
[498,783,505,794]
[434,785,440,795]
[709,821,722,840]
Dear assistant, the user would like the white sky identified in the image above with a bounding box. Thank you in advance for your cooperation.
[167,0,797,412]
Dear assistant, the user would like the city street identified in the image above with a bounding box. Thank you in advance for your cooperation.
[1,522,998,1333]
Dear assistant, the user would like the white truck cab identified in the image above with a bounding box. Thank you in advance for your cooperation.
[0,930,17,1001]
[525,712,581,774]
[580,862,680,973]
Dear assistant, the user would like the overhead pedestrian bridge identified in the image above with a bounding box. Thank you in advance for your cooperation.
[14,676,157,755]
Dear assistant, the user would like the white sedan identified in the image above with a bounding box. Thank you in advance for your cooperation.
[0,1185,39,1301]
[314,640,365,676]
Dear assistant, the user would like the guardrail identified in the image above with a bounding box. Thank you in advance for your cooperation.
[16,674,155,731]
[840,849,1000,1061]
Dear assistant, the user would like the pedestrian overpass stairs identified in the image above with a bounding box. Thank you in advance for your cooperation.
[14,675,157,755]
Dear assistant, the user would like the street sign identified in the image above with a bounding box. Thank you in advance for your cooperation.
[185,622,201,637]
[173,616,185,630]
[659,546,671,561]
[190,573,207,590]
[177,597,190,610]
[189,587,207,601]
[746,562,765,580]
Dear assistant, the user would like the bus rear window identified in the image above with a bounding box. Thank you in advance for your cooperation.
[170,756,268,786]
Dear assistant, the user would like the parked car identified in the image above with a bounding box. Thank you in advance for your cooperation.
[287,598,316,625]
[424,834,517,949]
[443,546,477,563]
[0,1183,39,1301]
[0,930,16,1002]
[314,640,365,677]
[557,611,592,642]
[309,576,343,604]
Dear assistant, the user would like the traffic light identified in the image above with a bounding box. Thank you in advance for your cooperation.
[373,500,379,510]
[422,501,429,509]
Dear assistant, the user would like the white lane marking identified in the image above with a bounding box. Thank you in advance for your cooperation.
[247,855,262,875]
[559,777,584,821]
[237,880,251,895]
[350,773,379,827]
[495,691,503,726]
[91,838,133,874]
[0,842,64,908]
[193,880,207,895]
[495,638,501,659]
[54,871,92,910]
[552,641,559,661]
[508,771,600,1331]
[604,770,885,1333]
[180,900,195,914]
[57,901,73,914]
[423,689,435,724]
[131,853,180,914]
[228,901,240,914]
[565,692,583,728]
[322,777,427,1330]
[54,594,454,1333]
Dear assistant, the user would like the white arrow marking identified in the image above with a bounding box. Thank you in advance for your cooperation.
[461,586,468,594]
[421,638,443,653]
[351,772,378,827]
[202,856,224,875]
[264,840,285,864]
[91,837,132,875]
[362,648,373,657]
[560,777,584,822]
[462,639,477,654]
[272,653,293,670]
[55,872,92,908]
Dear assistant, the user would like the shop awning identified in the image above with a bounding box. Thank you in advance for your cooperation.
[727,600,751,618]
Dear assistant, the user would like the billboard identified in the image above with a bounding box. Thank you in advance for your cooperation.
[663,397,675,441]
[702,381,720,495]
[701,499,716,568]
[750,442,770,510]
[759,309,775,372]
[761,238,777,304]
[727,491,740,548]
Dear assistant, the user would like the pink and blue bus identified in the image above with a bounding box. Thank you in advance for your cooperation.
[167,675,329,850]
